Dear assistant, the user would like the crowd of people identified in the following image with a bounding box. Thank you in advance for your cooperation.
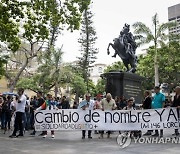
[0,89,71,138]
[0,86,179,139]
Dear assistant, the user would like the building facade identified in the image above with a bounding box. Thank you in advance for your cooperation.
[168,3,180,34]
[89,63,107,85]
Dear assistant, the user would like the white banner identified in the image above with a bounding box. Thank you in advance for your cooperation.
[34,108,180,131]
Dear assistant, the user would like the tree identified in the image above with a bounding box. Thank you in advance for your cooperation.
[1,0,90,92]
[136,47,156,90]
[70,74,86,102]
[37,47,64,95]
[104,61,126,73]
[96,79,106,94]
[0,56,7,78]
[93,61,125,96]
[158,41,180,85]
[77,3,98,92]
[133,13,175,86]
[137,40,180,90]
[0,0,90,51]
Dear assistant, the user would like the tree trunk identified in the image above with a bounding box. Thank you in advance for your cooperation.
[154,49,159,86]
[75,91,80,104]
[54,82,58,98]
[9,83,15,92]
[9,57,29,92]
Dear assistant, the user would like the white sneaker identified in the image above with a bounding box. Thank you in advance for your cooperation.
[43,135,47,138]
[51,135,55,138]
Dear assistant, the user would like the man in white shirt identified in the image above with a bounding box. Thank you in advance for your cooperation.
[99,93,116,138]
[9,88,27,138]
[78,93,94,139]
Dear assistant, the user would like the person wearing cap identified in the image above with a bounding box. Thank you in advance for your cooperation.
[151,86,165,137]
[99,93,117,138]
[78,93,94,139]
[171,86,180,136]
[94,94,102,110]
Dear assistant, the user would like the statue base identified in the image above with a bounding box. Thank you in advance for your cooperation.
[102,71,144,104]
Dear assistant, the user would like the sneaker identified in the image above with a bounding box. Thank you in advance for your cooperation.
[38,132,44,136]
[9,135,17,138]
[16,134,24,137]
[143,132,151,136]
[99,134,103,139]
[151,133,159,137]
[42,135,47,138]
[30,132,35,136]
[172,132,179,136]
[51,135,55,138]
[88,136,92,139]
[82,136,85,139]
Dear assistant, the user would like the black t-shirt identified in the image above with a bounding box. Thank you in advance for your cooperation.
[142,96,152,109]
[61,100,70,109]
[37,98,45,107]
[172,95,180,107]
[2,103,9,113]
[116,101,127,110]
[30,97,44,112]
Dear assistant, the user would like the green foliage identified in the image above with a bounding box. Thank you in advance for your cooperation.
[158,41,180,85]
[77,3,98,91]
[96,79,105,94]
[137,41,180,89]
[70,74,86,97]
[133,13,176,47]
[0,56,7,78]
[136,48,155,89]
[16,77,40,93]
[133,13,176,86]
[16,47,63,94]
[0,0,90,51]
[87,80,97,97]
[104,61,125,73]
[3,0,91,92]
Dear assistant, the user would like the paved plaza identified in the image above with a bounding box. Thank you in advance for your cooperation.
[0,129,180,154]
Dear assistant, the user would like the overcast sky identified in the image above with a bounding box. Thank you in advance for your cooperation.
[56,0,179,65]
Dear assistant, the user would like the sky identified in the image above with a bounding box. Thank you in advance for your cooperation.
[56,0,180,65]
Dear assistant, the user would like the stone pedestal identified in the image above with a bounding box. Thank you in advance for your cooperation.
[102,71,144,104]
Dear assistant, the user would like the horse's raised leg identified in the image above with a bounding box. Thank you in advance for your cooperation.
[123,60,129,72]
[107,43,117,57]
[107,43,112,55]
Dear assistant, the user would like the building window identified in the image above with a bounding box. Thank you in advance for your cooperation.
[98,67,103,73]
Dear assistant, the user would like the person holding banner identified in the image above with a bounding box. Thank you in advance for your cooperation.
[123,98,142,138]
[30,91,45,136]
[151,86,165,137]
[94,94,102,110]
[172,86,180,136]
[99,93,116,139]
[36,94,58,138]
[142,90,153,136]
[78,93,94,139]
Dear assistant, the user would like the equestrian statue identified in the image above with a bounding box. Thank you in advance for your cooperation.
[107,24,138,73]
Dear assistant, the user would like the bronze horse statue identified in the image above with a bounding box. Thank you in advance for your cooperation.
[107,34,137,73]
